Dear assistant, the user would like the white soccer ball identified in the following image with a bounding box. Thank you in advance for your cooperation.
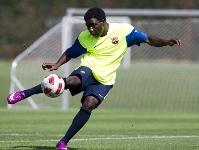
[41,74,65,98]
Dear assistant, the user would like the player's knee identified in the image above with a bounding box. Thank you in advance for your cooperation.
[65,76,81,88]
[82,96,100,113]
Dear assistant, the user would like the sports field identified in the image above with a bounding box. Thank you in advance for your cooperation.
[0,109,199,150]
[1,61,199,149]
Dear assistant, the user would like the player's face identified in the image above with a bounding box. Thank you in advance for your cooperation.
[85,18,105,37]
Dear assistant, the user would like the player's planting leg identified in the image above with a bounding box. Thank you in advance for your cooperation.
[64,108,91,141]
[56,139,68,150]
[56,96,98,149]
[56,108,91,150]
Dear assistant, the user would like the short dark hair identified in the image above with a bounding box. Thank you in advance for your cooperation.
[84,7,106,22]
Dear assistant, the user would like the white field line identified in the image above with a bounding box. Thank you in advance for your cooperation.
[0,135,199,143]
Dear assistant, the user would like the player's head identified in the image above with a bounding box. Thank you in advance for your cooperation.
[84,7,108,37]
[84,7,106,22]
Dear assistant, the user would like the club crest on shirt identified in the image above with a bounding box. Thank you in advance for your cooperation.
[111,37,119,44]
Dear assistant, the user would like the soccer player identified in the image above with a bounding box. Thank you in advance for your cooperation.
[7,7,181,150]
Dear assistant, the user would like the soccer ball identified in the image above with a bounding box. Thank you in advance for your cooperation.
[41,74,65,98]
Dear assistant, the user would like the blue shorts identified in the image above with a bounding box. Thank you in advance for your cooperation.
[69,66,112,103]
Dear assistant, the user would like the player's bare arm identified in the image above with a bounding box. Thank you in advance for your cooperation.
[145,36,181,47]
[42,49,71,71]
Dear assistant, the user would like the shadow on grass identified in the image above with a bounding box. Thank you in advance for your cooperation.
[11,146,80,150]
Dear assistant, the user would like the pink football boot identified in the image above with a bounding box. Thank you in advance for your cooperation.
[56,140,68,150]
[7,91,25,104]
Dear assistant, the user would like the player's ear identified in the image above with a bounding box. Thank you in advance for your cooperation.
[101,19,105,25]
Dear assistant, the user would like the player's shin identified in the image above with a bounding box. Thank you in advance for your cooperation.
[23,84,43,97]
[62,108,91,143]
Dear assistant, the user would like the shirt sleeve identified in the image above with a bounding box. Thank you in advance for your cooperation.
[126,28,148,47]
[67,38,87,58]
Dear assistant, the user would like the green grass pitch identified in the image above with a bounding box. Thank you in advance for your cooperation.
[0,61,199,149]
[0,109,199,150]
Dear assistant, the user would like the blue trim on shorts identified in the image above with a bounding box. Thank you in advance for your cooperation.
[69,66,112,103]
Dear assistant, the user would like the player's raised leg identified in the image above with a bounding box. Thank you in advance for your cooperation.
[7,84,42,104]
[7,76,76,104]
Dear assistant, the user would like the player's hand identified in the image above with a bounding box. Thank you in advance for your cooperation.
[42,62,59,71]
[168,38,181,46]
